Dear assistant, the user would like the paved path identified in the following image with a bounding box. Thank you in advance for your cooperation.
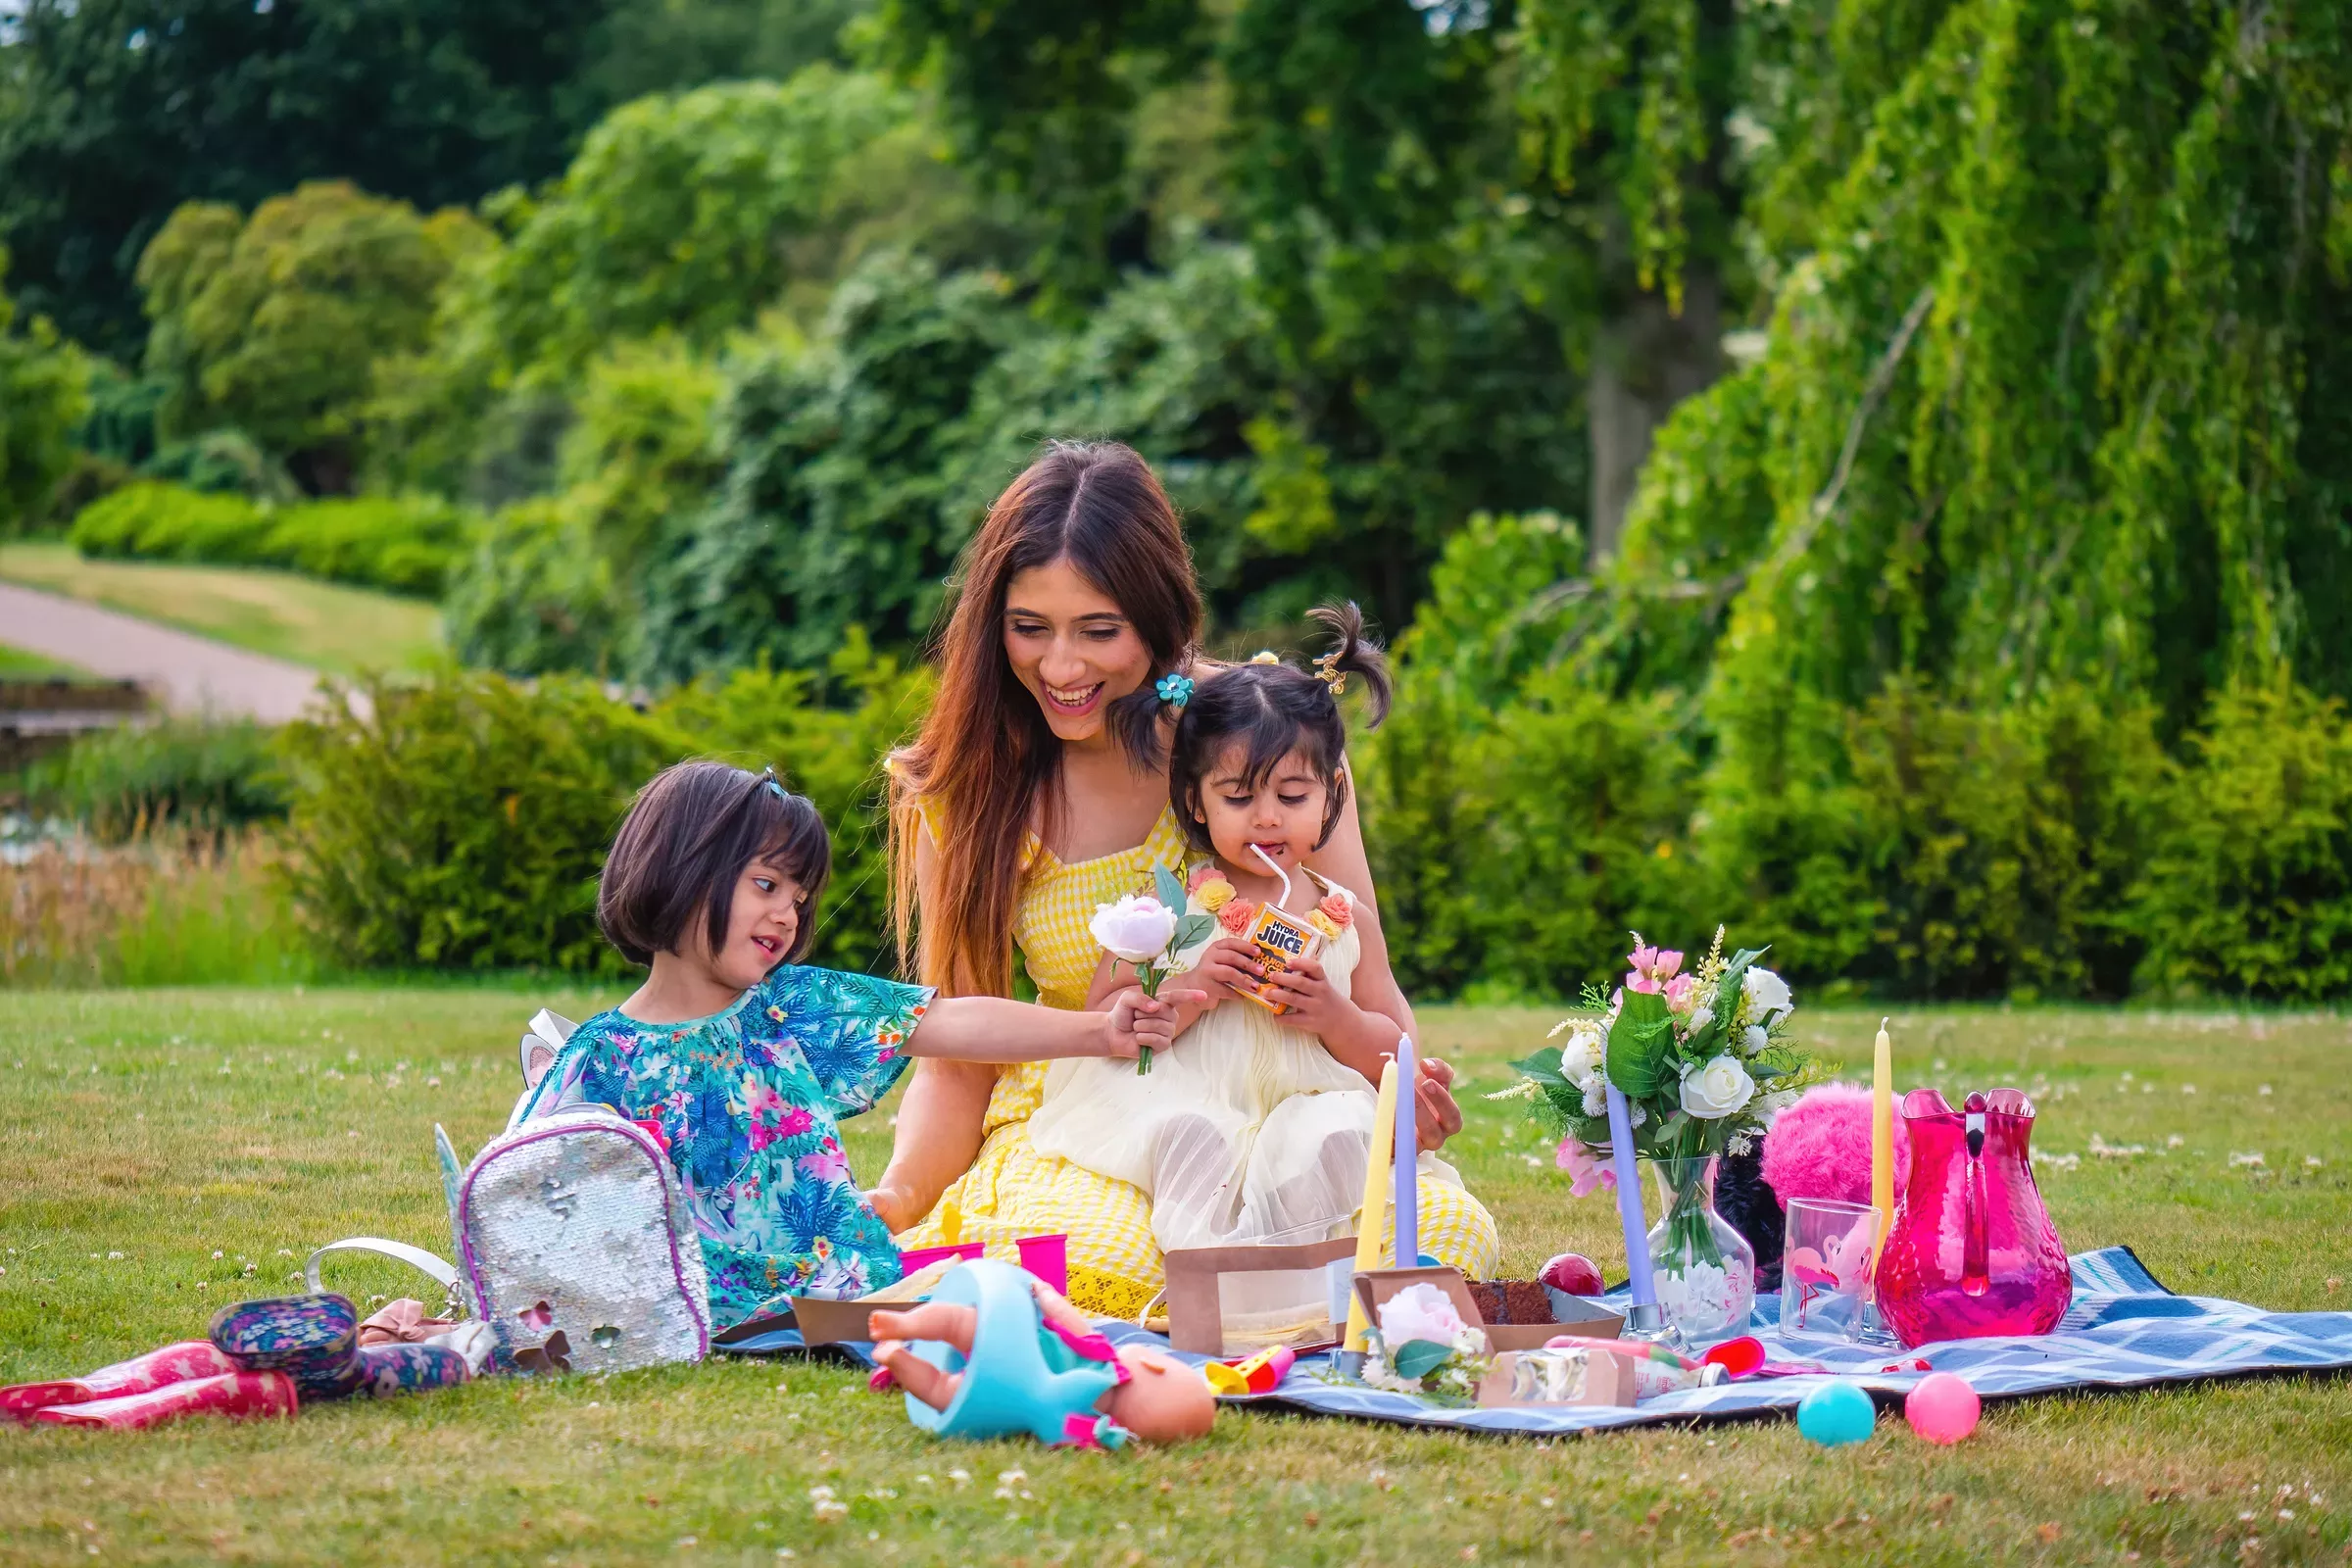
[0,580,336,723]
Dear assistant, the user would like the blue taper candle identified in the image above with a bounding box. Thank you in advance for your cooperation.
[1392,1034,1418,1267]
[1605,1082,1655,1307]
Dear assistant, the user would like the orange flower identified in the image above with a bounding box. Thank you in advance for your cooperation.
[1315,892,1353,929]
[1217,898,1256,936]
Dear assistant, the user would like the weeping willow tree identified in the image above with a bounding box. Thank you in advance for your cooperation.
[1583,0,2352,982]
[1556,0,2346,738]
[1365,0,2352,1001]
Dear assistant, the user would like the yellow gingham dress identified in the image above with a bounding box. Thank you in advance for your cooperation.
[897,804,1499,1318]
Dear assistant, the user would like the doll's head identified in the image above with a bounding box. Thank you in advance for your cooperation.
[1168,604,1392,882]
[1104,1346,1217,1444]
[599,760,832,990]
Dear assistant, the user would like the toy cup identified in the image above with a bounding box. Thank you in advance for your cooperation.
[1779,1199,1881,1344]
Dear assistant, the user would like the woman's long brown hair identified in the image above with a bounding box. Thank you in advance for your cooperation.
[890,441,1202,994]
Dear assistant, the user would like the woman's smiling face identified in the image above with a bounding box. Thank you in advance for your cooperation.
[1002,558,1152,744]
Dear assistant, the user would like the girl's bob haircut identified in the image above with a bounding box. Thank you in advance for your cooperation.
[1167,603,1392,855]
[598,760,831,968]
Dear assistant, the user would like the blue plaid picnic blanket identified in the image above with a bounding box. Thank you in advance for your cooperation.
[718,1248,2352,1436]
[1177,1247,2352,1435]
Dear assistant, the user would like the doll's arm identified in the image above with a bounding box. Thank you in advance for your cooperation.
[868,1300,978,1355]
[872,1340,962,1411]
[1027,1278,1102,1343]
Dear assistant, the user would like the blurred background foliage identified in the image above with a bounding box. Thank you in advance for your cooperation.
[2,0,2348,1000]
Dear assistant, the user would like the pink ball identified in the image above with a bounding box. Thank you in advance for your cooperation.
[1760,1083,1911,1205]
[1903,1372,1981,1444]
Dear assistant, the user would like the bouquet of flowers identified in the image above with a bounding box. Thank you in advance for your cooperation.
[1089,863,1216,1074]
[1358,1284,1489,1404]
[1501,930,1829,1340]
[1506,929,1822,1166]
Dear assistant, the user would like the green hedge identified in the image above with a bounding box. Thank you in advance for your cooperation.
[14,718,288,843]
[70,480,473,596]
[1362,514,2352,1004]
[274,643,931,975]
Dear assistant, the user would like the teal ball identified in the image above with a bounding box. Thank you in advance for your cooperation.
[1796,1380,1877,1446]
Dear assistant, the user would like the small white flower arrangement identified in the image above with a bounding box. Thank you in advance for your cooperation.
[1358,1284,1490,1405]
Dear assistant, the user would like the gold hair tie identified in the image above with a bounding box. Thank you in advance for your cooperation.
[1312,649,1347,698]
[1250,650,1280,665]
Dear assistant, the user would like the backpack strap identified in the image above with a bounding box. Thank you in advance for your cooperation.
[305,1237,461,1299]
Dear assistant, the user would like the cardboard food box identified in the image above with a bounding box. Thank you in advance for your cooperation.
[1162,1237,1359,1356]
[710,1257,964,1350]
[1236,903,1327,1016]
[1351,1265,1624,1353]
[1477,1348,1639,1409]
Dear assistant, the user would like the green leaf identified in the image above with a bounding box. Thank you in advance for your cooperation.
[1152,862,1186,913]
[1508,1046,1569,1087]
[1712,947,1769,1022]
[1171,912,1217,952]
[1606,988,1673,1100]
[1390,1340,1454,1381]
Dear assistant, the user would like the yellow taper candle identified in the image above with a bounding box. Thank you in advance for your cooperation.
[1342,1057,1400,1352]
[1871,1016,1895,1236]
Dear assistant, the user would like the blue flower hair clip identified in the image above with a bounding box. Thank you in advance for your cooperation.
[1154,672,1195,707]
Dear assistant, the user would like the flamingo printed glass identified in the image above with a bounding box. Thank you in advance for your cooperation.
[1779,1198,1882,1343]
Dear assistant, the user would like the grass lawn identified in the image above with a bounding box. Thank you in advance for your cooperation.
[0,543,443,676]
[2,993,2347,1566]
[0,644,95,679]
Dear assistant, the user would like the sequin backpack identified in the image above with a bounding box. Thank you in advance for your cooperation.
[427,1108,712,1376]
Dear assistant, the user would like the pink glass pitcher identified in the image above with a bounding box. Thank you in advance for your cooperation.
[1874,1088,2070,1347]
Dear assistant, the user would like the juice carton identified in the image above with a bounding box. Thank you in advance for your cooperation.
[1238,902,1326,1016]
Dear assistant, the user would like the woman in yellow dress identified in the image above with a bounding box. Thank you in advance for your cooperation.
[871,441,1499,1320]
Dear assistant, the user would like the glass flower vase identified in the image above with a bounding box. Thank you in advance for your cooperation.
[1644,1155,1757,1347]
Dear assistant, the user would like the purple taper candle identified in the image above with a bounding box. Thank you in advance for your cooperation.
[1605,1082,1655,1307]
[1393,1034,1418,1267]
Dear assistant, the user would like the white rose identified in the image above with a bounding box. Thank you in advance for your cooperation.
[1680,1055,1757,1120]
[1742,966,1793,1019]
[1089,894,1177,964]
[1686,1004,1714,1039]
[1559,1024,1604,1079]
[1744,1024,1770,1054]
[1378,1282,1467,1345]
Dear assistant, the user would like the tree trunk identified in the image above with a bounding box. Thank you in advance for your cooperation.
[1588,267,1724,564]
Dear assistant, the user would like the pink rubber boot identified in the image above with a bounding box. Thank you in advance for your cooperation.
[31,1370,297,1430]
[1,1342,239,1424]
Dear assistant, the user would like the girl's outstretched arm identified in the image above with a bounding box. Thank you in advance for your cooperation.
[906,990,1200,1063]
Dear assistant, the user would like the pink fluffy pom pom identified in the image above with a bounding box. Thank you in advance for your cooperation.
[1760,1083,1910,1206]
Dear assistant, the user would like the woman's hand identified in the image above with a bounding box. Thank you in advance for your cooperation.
[1413,1054,1465,1152]
[1102,987,1207,1059]
[1190,936,1264,1004]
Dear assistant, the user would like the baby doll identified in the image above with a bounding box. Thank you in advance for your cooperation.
[869,1262,1215,1447]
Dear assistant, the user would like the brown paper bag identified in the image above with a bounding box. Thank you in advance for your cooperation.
[1161,1238,1360,1355]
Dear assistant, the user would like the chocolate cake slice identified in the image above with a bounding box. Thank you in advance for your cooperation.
[1466,1279,1558,1325]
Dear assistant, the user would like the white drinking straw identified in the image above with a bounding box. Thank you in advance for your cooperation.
[1248,842,1294,908]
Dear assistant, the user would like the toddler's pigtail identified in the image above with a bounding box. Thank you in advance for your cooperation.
[1306,603,1392,730]
[1107,645,1197,766]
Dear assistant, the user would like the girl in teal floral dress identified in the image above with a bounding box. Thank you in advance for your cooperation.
[518,761,1190,1329]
